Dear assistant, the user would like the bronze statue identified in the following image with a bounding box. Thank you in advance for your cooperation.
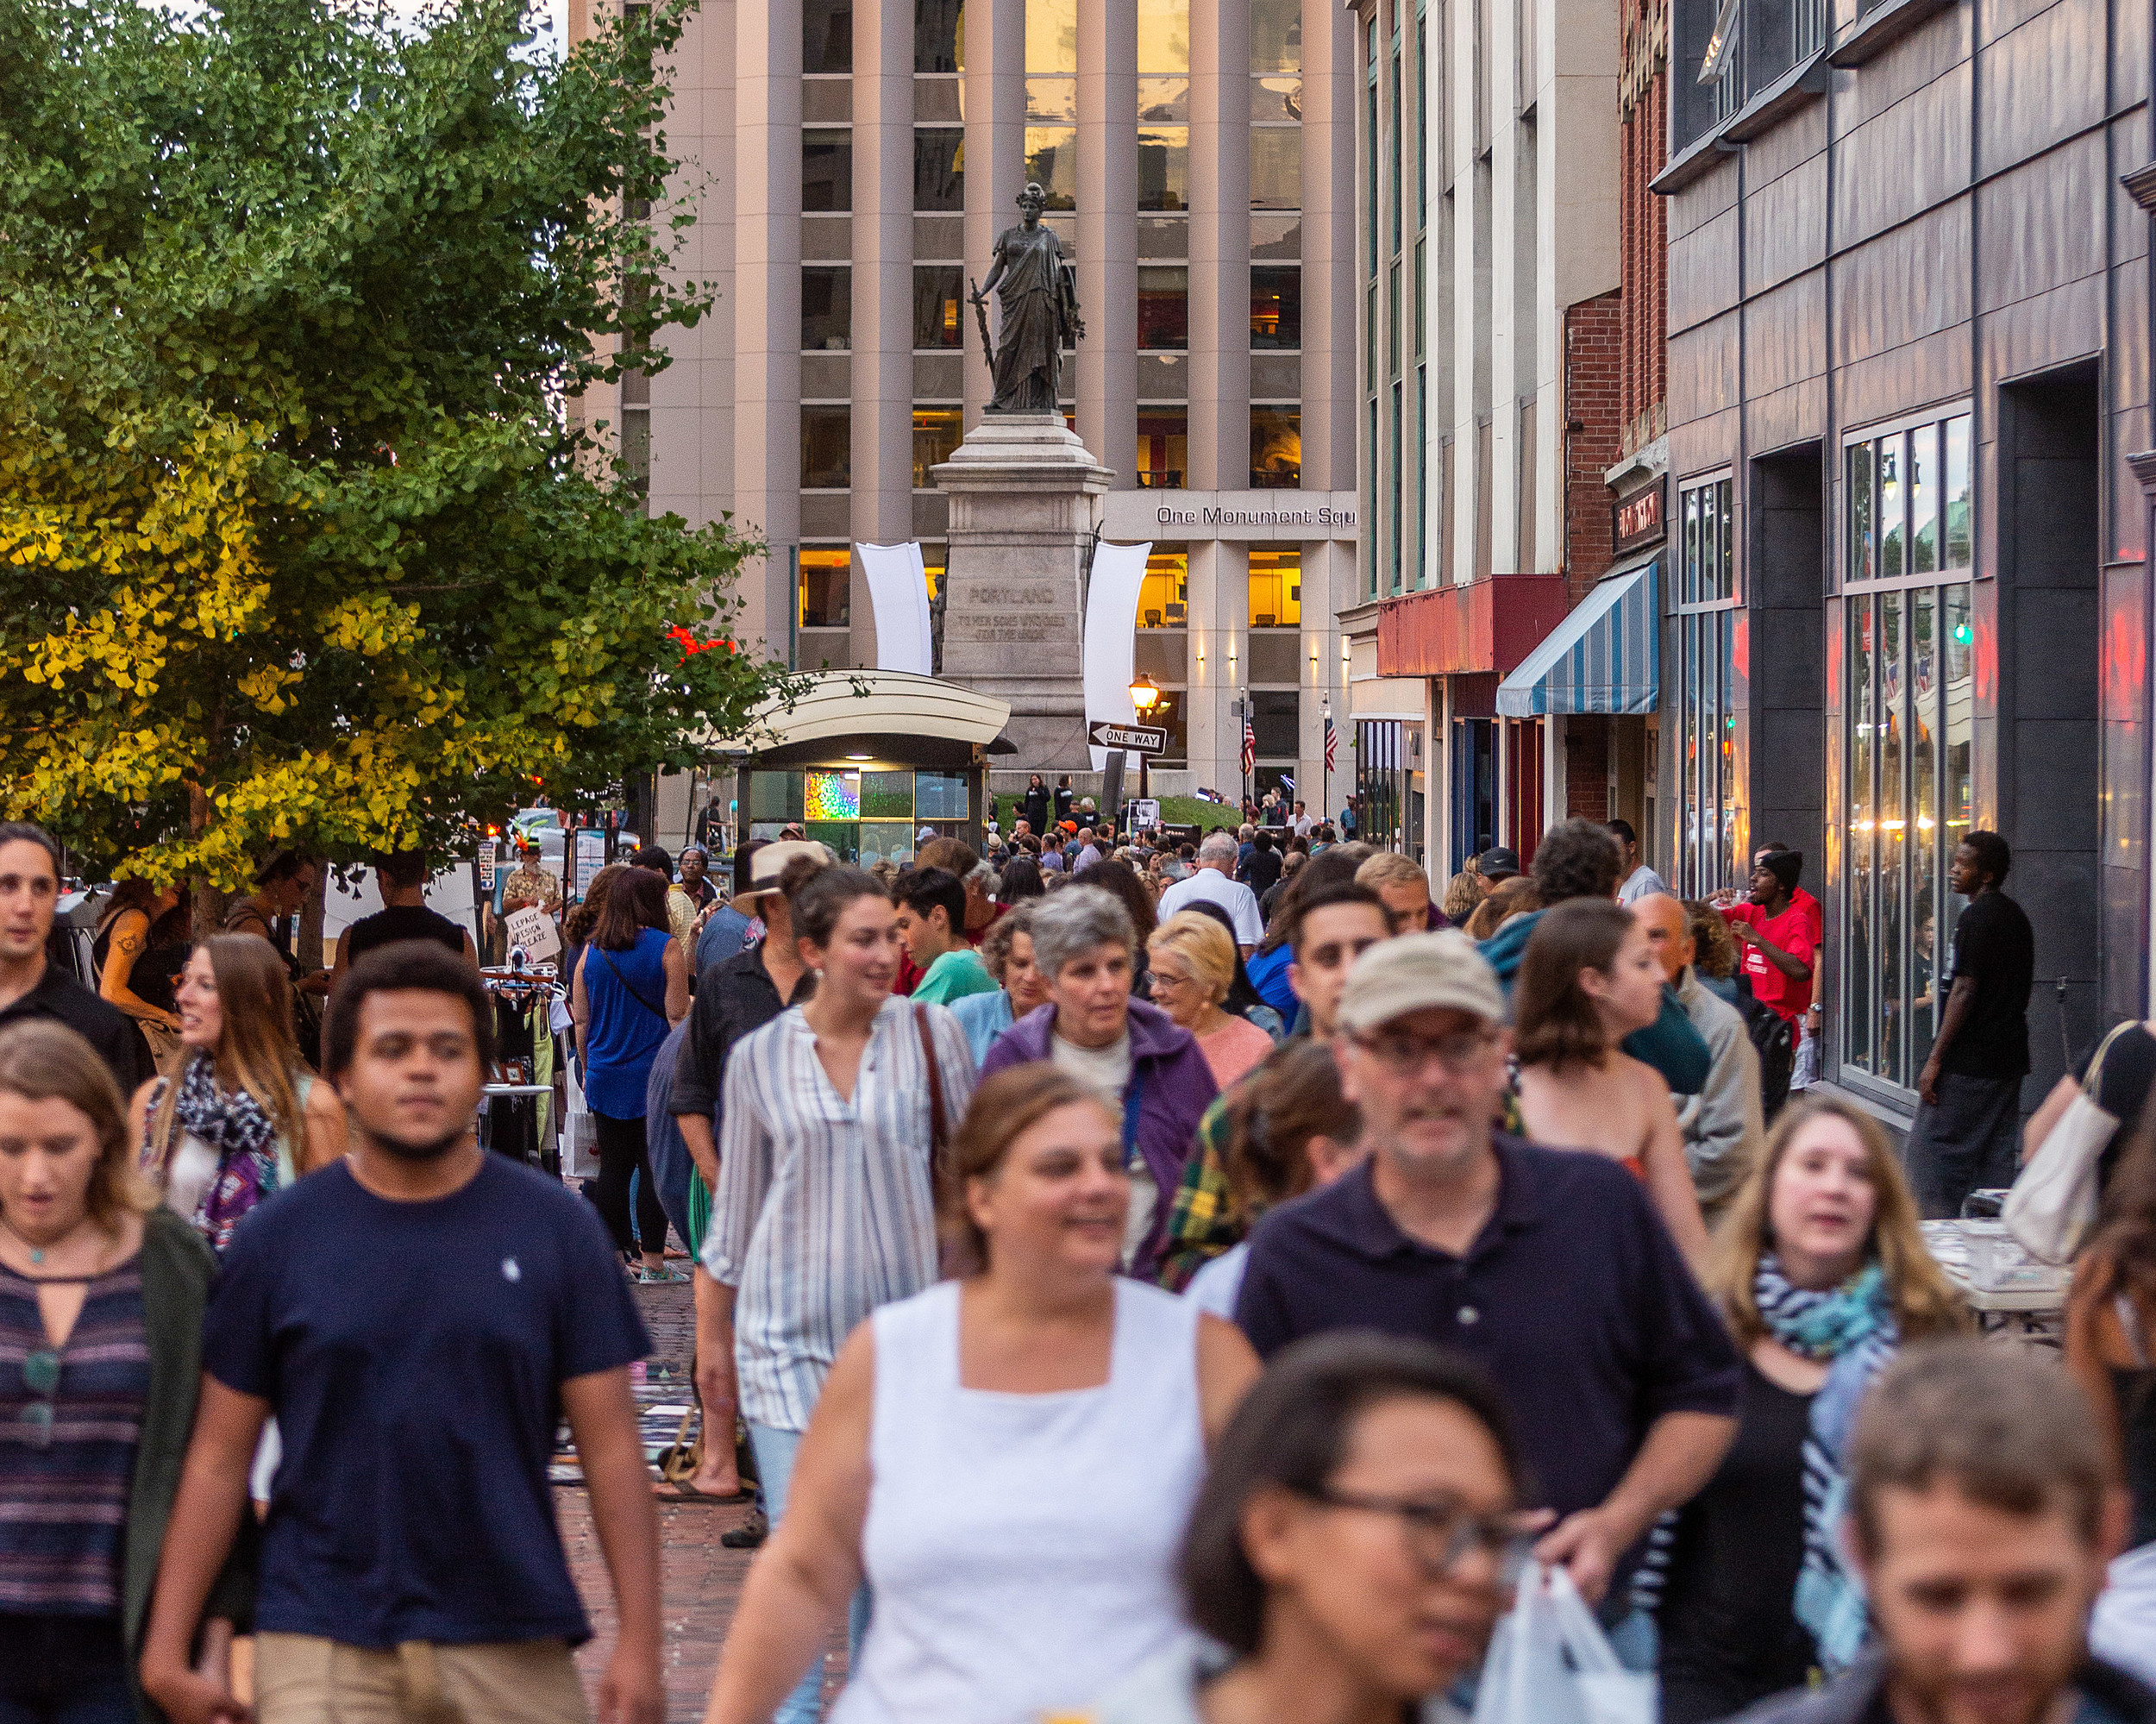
[971,182,1085,413]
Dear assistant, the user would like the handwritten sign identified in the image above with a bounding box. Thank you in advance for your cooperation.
[504,905,561,963]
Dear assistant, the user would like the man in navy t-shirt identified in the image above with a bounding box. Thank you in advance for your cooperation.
[141,941,661,1724]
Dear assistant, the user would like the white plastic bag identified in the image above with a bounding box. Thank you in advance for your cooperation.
[562,1060,601,1180]
[2004,1021,2131,1263]
[1470,1564,1655,1724]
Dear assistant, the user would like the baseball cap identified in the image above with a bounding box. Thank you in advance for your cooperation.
[733,838,831,906]
[1476,846,1520,881]
[1337,931,1507,1036]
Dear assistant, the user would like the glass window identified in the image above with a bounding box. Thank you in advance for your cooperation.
[1025,76,1078,120]
[861,771,913,819]
[1416,17,1427,226]
[914,0,961,71]
[1137,0,1189,72]
[1250,266,1300,348]
[1251,127,1302,210]
[858,824,916,867]
[1251,0,1301,72]
[1026,0,1075,72]
[802,132,852,211]
[1249,546,1300,627]
[1846,594,1875,1074]
[1910,588,1940,1070]
[1848,440,1874,585]
[1138,542,1189,627]
[1137,410,1187,488]
[749,771,806,822]
[912,408,960,486]
[917,770,970,817]
[799,548,851,628]
[1139,78,1190,121]
[1944,414,1971,568]
[913,128,964,210]
[804,0,853,72]
[1877,588,1905,1082]
[1389,260,1401,377]
[1391,382,1404,592]
[1674,475,1739,893]
[920,542,945,599]
[1414,238,1426,355]
[912,265,962,348]
[803,266,850,351]
[1391,47,1402,251]
[805,769,862,821]
[1252,76,1302,120]
[800,406,851,489]
[1024,127,1078,208]
[1251,406,1301,488]
[1877,435,1904,581]
[1910,423,1938,574]
[1252,690,1300,758]
[1944,585,1973,847]
[1138,266,1189,350]
[1138,127,1189,210]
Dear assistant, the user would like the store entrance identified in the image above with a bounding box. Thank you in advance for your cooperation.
[1451,718,1495,873]
[1997,365,2103,1094]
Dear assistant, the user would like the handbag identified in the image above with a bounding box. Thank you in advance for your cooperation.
[1470,1564,1654,1724]
[2003,1019,2134,1264]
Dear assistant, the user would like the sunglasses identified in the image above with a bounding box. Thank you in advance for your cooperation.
[18,1348,59,1449]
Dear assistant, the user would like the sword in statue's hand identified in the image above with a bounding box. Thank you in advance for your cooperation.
[968,279,995,377]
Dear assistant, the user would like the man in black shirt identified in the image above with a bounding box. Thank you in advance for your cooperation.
[0,822,141,1094]
[1908,830,2035,1218]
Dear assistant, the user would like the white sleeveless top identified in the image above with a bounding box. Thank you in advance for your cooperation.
[830,1277,1208,1724]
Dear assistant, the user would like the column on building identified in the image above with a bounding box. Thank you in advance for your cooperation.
[909,0,967,628]
[962,0,1027,434]
[733,0,806,661]
[1075,0,1137,480]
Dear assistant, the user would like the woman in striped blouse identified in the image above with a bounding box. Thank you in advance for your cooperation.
[0,1020,250,1724]
[699,865,977,1724]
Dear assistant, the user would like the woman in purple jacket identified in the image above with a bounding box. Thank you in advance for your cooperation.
[981,886,1218,1280]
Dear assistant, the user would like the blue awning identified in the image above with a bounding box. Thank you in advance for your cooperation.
[1495,557,1660,717]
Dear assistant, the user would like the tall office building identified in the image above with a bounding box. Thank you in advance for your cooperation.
[580,0,1365,806]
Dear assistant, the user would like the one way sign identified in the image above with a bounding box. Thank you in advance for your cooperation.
[1088,720,1168,754]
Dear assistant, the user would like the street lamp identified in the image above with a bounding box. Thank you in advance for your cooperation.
[1128,674,1161,815]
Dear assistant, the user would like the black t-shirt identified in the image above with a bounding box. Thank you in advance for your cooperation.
[2074,1021,2156,1195]
[1656,1358,1819,1722]
[345,904,468,963]
[0,964,141,1095]
[1242,847,1283,897]
[1940,890,2034,1078]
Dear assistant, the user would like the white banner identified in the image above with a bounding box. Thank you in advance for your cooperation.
[857,541,934,676]
[1083,539,1153,774]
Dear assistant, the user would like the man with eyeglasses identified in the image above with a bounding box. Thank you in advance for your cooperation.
[1233,931,1739,1653]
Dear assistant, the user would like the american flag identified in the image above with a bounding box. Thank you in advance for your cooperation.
[1323,713,1338,773]
[1241,717,1256,774]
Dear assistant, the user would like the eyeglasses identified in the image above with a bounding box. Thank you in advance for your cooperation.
[1295,1485,1532,1583]
[18,1348,59,1449]
[1352,1029,1499,1076]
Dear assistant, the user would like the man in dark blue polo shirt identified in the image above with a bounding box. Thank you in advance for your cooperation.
[1235,930,1739,1621]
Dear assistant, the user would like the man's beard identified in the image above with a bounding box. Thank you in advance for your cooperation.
[366,1124,472,1163]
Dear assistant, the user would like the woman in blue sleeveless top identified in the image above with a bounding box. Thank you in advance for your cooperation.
[573,866,689,1277]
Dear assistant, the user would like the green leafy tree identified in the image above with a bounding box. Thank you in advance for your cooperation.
[0,0,787,894]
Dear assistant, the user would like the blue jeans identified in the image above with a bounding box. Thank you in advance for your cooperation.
[0,1615,135,1724]
[749,1424,872,1724]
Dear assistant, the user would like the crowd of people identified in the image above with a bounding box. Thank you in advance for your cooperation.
[2,799,2153,1724]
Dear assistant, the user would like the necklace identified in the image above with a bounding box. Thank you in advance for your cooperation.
[0,1213,90,1269]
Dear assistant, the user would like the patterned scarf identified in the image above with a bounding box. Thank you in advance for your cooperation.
[170,1050,282,1252]
[1754,1253,1899,1673]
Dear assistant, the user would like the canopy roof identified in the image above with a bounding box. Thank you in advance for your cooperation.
[710,670,1015,762]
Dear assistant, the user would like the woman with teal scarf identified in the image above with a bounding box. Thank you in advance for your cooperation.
[1652,1097,1967,1723]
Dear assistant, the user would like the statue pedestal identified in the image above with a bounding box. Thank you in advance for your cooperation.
[932,413,1113,773]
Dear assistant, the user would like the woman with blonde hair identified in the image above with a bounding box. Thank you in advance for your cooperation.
[1653,1095,1965,1721]
[126,936,344,1251]
[699,1064,1257,1724]
[0,1020,252,1722]
[1514,899,1708,1267]
[1148,912,1275,1089]
[1441,868,1483,925]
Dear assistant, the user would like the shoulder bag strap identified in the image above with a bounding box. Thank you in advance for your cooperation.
[915,1003,950,1157]
[598,945,670,1024]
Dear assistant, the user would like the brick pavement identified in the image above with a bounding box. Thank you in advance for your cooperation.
[561,1275,849,1722]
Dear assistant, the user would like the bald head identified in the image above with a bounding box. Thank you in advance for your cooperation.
[1631,891,1691,984]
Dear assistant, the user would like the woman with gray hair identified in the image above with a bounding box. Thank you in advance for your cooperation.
[980,887,1218,1280]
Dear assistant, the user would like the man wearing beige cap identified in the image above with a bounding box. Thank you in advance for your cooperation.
[1233,930,1739,1646]
[667,838,828,1505]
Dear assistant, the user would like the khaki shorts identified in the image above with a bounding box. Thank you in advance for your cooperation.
[254,1633,588,1724]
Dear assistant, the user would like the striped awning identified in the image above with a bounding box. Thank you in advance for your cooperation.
[1495,557,1660,717]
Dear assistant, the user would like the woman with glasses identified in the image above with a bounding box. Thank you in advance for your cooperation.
[1513,899,1709,1269]
[0,1021,251,1724]
[1094,1332,1526,1724]
[699,1064,1258,1724]
[1147,913,1277,1091]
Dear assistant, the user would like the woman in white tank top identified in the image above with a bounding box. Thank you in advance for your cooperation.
[700,1063,1260,1724]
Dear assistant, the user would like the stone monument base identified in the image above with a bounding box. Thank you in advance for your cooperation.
[932,413,1113,772]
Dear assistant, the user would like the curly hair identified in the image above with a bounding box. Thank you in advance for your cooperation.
[1442,870,1482,923]
[1684,898,1739,981]
[1529,816,1623,905]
